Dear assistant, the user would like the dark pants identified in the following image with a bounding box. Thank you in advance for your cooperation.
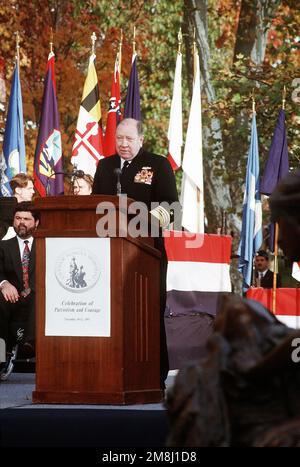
[155,237,169,390]
[0,292,35,352]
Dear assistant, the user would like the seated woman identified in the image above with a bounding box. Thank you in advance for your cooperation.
[72,174,94,195]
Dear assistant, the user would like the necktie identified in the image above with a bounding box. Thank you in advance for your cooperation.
[21,240,30,296]
[122,161,130,172]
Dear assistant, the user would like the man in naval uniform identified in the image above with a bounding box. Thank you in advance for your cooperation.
[92,118,179,390]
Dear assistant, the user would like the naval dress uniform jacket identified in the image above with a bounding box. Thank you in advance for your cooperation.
[92,149,178,207]
[92,149,179,387]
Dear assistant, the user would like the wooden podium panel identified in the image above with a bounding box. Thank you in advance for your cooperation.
[32,196,162,404]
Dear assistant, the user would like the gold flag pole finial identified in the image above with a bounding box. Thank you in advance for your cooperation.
[132,26,136,55]
[178,27,182,54]
[16,31,20,62]
[91,32,97,55]
[252,88,256,113]
[50,27,54,53]
[282,85,286,110]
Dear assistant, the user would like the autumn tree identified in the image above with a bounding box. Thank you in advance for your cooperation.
[184,0,299,237]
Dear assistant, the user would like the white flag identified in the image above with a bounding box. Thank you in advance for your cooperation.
[180,51,204,233]
[167,52,182,170]
[292,262,300,282]
[71,53,104,177]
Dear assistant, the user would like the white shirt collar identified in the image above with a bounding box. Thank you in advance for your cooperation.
[259,270,267,278]
[120,158,133,170]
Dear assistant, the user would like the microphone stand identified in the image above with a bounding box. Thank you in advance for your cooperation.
[114,168,122,196]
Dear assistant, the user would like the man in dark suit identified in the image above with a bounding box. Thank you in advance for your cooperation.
[254,250,282,288]
[93,118,178,212]
[0,202,39,363]
[92,118,179,390]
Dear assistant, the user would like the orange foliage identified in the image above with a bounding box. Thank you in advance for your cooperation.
[214,0,241,49]
[0,1,145,174]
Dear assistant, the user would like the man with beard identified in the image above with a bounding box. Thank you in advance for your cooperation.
[0,202,40,376]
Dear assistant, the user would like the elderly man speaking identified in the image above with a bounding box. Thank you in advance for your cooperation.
[92,118,179,391]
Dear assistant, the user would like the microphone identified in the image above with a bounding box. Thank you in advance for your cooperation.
[114,168,122,195]
[72,170,85,178]
[48,170,85,178]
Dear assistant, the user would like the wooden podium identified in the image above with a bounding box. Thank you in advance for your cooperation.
[32,195,163,404]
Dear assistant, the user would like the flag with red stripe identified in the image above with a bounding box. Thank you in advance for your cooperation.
[103,56,121,156]
[164,231,232,317]
[164,231,231,369]
[71,53,104,176]
[247,287,300,329]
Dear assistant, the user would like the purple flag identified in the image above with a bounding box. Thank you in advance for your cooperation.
[260,109,289,250]
[124,54,141,120]
[261,109,289,195]
[34,53,64,196]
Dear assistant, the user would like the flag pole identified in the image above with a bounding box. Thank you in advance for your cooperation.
[16,31,20,63]
[272,87,286,313]
[178,27,182,55]
[91,32,97,55]
[132,26,136,56]
[272,224,279,312]
[193,28,201,232]
[282,85,286,110]
[251,88,256,287]
[193,28,197,82]
[49,27,53,53]
[118,28,123,79]
[251,87,256,113]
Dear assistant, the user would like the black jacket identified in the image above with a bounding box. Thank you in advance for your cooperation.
[254,269,282,288]
[92,149,179,208]
[0,236,36,293]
